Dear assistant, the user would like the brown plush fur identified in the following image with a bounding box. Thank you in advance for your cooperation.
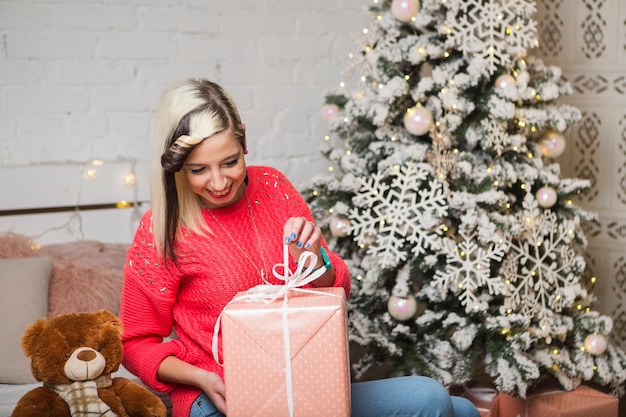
[12,310,166,417]
[0,233,127,317]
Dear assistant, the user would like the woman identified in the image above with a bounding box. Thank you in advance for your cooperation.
[119,78,479,417]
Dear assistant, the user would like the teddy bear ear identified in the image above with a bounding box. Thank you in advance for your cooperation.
[21,318,48,357]
[94,309,123,336]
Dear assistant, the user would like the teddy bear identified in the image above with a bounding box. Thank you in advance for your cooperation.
[12,309,167,417]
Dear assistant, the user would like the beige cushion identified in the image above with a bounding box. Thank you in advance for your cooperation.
[0,257,52,383]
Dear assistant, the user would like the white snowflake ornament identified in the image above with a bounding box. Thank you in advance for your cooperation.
[442,0,538,74]
[348,162,448,269]
[433,232,509,313]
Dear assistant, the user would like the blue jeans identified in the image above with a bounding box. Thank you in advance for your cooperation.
[189,376,480,417]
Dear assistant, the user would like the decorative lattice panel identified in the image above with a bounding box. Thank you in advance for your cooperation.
[535,0,626,349]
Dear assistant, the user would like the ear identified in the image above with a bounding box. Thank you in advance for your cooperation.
[94,309,123,336]
[21,318,47,357]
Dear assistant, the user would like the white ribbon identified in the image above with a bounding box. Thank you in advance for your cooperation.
[212,244,329,417]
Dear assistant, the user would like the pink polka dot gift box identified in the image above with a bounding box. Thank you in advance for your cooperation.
[219,286,351,417]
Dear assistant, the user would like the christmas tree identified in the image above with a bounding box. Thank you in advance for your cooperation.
[303,0,626,397]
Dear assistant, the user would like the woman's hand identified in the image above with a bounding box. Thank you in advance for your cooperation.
[283,217,335,287]
[197,371,227,415]
[157,356,227,414]
[283,217,322,267]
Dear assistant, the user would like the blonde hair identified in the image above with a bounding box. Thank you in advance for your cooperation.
[150,78,245,261]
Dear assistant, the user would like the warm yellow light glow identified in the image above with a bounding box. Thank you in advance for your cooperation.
[86,169,97,180]
[123,173,136,186]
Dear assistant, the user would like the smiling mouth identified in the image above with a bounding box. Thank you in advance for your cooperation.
[209,187,232,199]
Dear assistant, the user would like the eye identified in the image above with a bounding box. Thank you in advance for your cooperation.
[224,158,238,167]
[189,167,206,175]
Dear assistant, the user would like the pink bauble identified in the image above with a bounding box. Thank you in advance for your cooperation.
[330,216,351,237]
[535,186,558,208]
[391,0,420,22]
[584,334,608,355]
[388,295,418,321]
[403,106,433,136]
[321,104,339,122]
[539,130,566,158]
[495,74,516,91]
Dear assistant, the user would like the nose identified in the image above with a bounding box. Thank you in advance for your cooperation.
[208,169,228,190]
[77,350,97,362]
[64,347,106,381]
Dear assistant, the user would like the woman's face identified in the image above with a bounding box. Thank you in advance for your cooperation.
[183,129,247,209]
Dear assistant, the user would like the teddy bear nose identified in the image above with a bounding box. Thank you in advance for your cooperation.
[77,350,97,362]
[64,347,107,381]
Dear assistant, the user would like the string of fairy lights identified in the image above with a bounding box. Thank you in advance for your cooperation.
[31,157,144,242]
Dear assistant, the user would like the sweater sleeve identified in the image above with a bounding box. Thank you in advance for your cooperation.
[267,167,352,298]
[119,210,186,393]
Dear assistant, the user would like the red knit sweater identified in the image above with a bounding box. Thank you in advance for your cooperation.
[119,166,351,417]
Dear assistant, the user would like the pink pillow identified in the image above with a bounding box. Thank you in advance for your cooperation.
[0,233,128,317]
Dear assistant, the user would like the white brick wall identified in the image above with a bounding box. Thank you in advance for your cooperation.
[0,0,369,185]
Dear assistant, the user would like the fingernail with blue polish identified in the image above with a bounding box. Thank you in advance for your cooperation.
[284,237,291,244]
[296,241,303,248]
[290,233,297,240]
[305,243,311,249]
